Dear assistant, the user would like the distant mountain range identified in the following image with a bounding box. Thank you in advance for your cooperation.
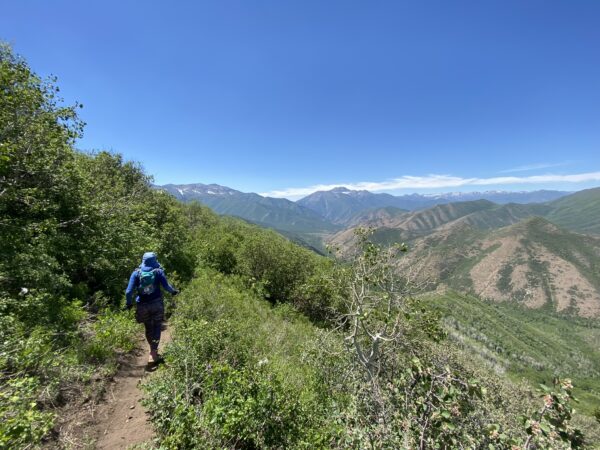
[297,187,569,225]
[157,182,571,230]
[328,188,600,317]
[159,183,340,235]
[157,183,341,251]
[157,182,600,316]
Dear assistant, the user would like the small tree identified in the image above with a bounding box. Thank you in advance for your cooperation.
[334,229,411,415]
[330,228,586,449]
[330,228,459,446]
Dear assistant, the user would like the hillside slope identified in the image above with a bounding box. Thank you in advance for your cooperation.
[425,292,600,416]
[298,187,568,224]
[404,218,600,317]
[545,187,600,235]
[329,200,552,250]
[159,183,340,235]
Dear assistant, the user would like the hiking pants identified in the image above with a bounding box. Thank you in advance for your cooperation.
[135,299,164,351]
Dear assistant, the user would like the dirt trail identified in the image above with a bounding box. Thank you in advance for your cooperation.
[90,326,171,449]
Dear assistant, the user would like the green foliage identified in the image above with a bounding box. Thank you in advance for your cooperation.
[0,44,193,447]
[0,377,54,449]
[201,363,305,448]
[83,309,140,363]
[189,213,343,320]
[426,291,600,418]
[546,187,600,235]
[143,269,339,449]
[523,379,585,448]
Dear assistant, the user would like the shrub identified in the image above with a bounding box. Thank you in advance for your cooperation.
[0,377,54,449]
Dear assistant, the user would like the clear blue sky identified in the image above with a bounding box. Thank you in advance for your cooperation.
[3,0,600,198]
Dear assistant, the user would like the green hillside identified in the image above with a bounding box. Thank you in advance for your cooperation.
[330,200,495,249]
[333,200,553,250]
[346,205,408,227]
[546,187,600,235]
[425,291,600,418]
[455,202,553,229]
[159,183,340,235]
[332,188,600,256]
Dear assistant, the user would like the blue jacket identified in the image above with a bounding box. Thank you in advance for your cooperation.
[125,252,177,306]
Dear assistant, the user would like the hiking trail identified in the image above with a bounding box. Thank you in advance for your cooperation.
[90,325,171,449]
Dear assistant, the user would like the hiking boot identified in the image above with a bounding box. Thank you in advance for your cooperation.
[149,350,159,364]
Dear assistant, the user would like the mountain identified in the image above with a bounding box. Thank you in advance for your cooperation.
[399,217,600,317]
[158,183,340,237]
[424,189,570,204]
[330,199,553,250]
[545,187,600,235]
[298,187,569,225]
[330,187,600,252]
[296,187,412,225]
[345,206,409,227]
[328,193,600,318]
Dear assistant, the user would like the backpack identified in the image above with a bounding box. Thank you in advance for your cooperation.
[137,268,158,296]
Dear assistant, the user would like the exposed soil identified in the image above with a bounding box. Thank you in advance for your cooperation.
[93,326,171,449]
[51,326,171,449]
[533,245,600,317]
[470,237,521,301]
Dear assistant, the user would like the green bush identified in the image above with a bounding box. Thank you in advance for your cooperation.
[201,363,305,448]
[0,377,54,449]
[0,44,195,447]
[83,309,140,363]
[143,269,341,449]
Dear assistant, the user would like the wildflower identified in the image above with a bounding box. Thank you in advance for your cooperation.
[561,379,573,390]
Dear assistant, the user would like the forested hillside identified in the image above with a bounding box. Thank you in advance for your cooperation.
[2,44,599,449]
[426,292,600,418]
[0,44,199,448]
[157,182,340,252]
[383,217,600,318]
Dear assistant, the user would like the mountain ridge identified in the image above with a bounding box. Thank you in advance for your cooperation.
[375,217,600,317]
[157,183,340,236]
[157,182,572,229]
[298,187,570,224]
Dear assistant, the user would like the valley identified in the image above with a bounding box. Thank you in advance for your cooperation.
[155,182,600,420]
[157,182,600,319]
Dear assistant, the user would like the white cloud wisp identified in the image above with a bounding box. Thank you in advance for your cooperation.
[260,171,600,199]
[498,161,573,173]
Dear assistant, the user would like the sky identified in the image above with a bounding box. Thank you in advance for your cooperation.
[2,0,600,199]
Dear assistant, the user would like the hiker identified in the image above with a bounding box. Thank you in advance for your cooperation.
[125,252,179,363]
